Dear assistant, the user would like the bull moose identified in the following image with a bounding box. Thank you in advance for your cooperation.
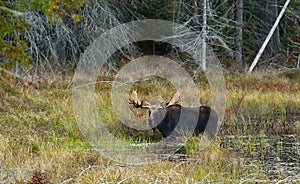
[129,90,218,139]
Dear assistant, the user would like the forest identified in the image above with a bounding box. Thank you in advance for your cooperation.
[0,0,300,183]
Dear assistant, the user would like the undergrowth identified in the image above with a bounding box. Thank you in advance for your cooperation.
[0,71,299,183]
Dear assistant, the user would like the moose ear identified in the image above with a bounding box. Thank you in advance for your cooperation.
[160,102,167,108]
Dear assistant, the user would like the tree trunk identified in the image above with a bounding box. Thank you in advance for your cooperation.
[257,0,280,58]
[201,0,207,71]
[235,0,243,70]
[170,0,182,59]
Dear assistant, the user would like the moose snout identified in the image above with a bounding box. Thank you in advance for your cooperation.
[148,117,156,129]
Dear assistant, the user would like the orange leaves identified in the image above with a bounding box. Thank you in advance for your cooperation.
[16,23,23,28]
[96,75,115,82]
[96,75,106,82]
[71,13,81,22]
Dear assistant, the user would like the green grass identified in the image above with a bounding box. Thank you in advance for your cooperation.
[0,71,299,183]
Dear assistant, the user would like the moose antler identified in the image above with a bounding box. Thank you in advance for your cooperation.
[129,90,142,108]
[129,90,151,108]
[129,90,180,109]
[167,91,180,107]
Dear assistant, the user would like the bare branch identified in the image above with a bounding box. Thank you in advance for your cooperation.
[209,35,234,57]
[0,6,24,17]
[0,66,39,95]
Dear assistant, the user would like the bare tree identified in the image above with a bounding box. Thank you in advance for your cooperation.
[170,0,183,59]
[193,0,207,71]
[235,0,243,70]
[201,0,207,71]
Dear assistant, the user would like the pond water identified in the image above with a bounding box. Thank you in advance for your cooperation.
[223,133,300,180]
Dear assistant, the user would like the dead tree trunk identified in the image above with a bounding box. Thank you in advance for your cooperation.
[170,0,182,59]
[201,0,207,71]
[235,0,243,70]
